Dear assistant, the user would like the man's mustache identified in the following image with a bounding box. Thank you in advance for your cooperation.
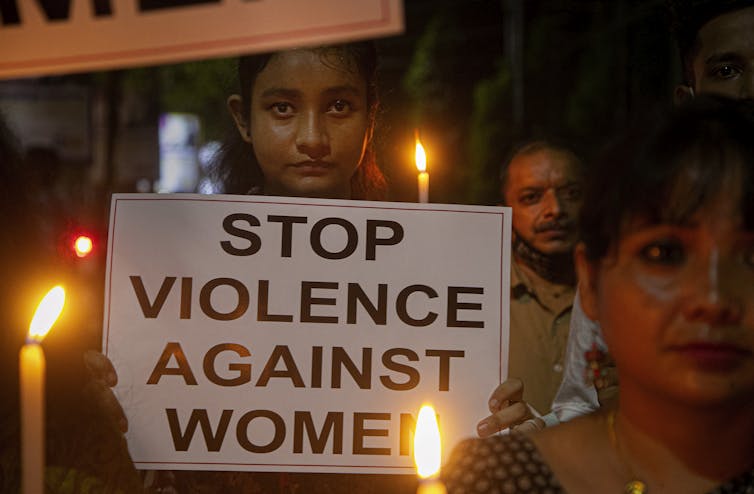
[534,219,575,233]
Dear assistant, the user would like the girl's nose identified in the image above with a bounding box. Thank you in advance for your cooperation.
[295,112,330,160]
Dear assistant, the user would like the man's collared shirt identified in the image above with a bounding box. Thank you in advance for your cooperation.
[508,260,575,414]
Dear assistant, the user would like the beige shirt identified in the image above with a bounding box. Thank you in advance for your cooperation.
[508,260,575,414]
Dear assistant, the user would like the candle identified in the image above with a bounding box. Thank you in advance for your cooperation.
[415,135,429,204]
[21,285,65,494]
[414,404,447,494]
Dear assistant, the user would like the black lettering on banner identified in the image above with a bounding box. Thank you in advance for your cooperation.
[0,1,21,24]
[166,408,232,452]
[268,215,307,257]
[140,0,219,13]
[300,281,338,323]
[257,280,294,322]
[220,213,261,256]
[236,410,285,453]
[203,343,251,386]
[398,412,439,456]
[399,413,415,456]
[365,219,404,260]
[310,218,358,260]
[311,346,323,388]
[130,276,176,318]
[347,283,387,325]
[256,345,305,387]
[426,349,465,391]
[332,347,372,389]
[94,0,113,15]
[180,277,192,319]
[447,286,484,328]
[147,342,197,385]
[0,0,113,25]
[293,411,344,454]
[396,285,438,326]
[199,277,249,320]
[352,412,390,455]
[379,348,420,391]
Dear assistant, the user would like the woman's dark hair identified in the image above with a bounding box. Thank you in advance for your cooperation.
[211,41,386,200]
[581,95,754,261]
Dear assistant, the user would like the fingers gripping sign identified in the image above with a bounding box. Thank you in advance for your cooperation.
[476,378,544,437]
[84,349,128,433]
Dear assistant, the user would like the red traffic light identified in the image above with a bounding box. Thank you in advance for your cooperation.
[73,234,94,258]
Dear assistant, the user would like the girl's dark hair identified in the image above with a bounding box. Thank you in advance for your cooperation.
[211,41,386,200]
[581,95,754,261]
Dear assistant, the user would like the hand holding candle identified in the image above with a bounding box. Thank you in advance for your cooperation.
[414,404,447,494]
[415,134,429,204]
[21,286,65,494]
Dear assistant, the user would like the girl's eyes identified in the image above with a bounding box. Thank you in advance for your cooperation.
[269,102,294,116]
[266,100,353,117]
[639,239,686,266]
[328,99,352,115]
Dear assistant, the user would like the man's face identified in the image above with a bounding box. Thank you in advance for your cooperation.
[504,149,583,255]
[692,5,754,100]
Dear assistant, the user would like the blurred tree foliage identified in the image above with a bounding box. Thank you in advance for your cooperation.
[156,58,236,142]
[400,0,505,204]
[402,0,675,205]
[467,62,511,204]
[110,57,235,144]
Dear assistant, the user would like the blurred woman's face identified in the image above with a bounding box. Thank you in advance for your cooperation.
[582,188,754,407]
[231,49,369,199]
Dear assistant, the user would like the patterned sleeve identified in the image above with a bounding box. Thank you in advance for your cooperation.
[442,434,564,494]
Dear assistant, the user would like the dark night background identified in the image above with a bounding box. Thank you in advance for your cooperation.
[0,0,680,353]
[0,1,682,487]
[377,0,676,206]
[0,0,682,352]
[2,0,679,210]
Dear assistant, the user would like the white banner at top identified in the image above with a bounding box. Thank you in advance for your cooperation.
[0,0,404,79]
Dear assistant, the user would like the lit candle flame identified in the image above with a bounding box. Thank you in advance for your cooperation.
[28,286,65,343]
[414,404,441,478]
[415,138,427,173]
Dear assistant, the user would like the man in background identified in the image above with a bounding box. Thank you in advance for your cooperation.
[476,140,584,437]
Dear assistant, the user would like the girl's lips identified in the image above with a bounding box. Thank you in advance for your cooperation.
[291,161,333,176]
[668,342,752,371]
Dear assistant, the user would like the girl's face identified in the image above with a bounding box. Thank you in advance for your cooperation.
[229,49,370,199]
[579,187,754,407]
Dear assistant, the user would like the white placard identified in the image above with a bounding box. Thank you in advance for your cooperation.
[103,193,511,474]
[0,0,404,79]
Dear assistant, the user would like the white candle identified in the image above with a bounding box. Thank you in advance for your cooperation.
[415,137,429,204]
[414,404,447,494]
[21,286,65,494]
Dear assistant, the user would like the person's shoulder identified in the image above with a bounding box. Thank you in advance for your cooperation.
[447,432,536,459]
[443,433,564,493]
